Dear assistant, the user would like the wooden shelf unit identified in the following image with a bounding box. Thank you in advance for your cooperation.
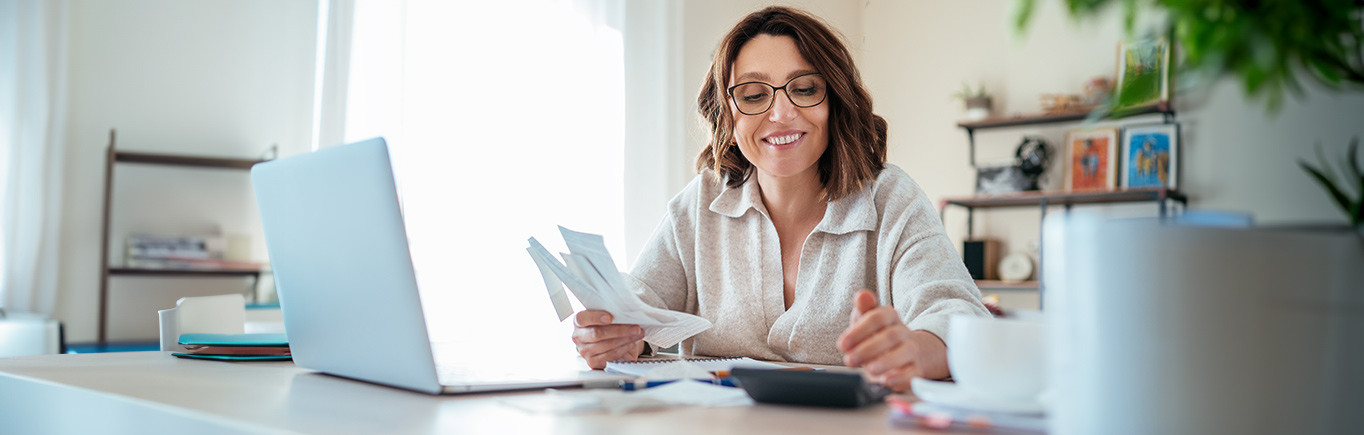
[113,151,264,170]
[107,267,265,278]
[944,187,1186,215]
[949,102,1183,308]
[96,129,273,342]
[956,102,1174,167]
[942,188,1186,307]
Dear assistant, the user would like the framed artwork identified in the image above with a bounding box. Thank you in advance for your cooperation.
[1114,38,1170,111]
[1064,127,1119,191]
[1121,123,1179,189]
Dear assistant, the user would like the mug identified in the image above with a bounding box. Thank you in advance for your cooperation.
[948,314,1046,402]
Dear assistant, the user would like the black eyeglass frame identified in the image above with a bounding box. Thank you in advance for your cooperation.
[726,72,828,116]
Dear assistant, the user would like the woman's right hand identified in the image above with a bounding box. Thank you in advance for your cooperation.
[572,310,646,369]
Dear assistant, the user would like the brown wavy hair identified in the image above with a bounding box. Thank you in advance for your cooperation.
[695,6,887,201]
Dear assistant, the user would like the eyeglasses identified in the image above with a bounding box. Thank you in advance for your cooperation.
[727,72,827,116]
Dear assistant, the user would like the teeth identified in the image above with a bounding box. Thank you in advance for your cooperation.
[767,133,800,145]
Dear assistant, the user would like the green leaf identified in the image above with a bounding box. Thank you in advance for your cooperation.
[1243,64,1267,94]
[1301,161,1353,217]
[1266,91,1284,114]
[1014,0,1036,35]
[1122,0,1137,35]
[1305,44,1349,85]
[1352,195,1364,228]
[1346,137,1362,186]
[1351,138,1364,226]
[1329,141,1358,197]
[1281,65,1305,97]
[1316,143,1339,183]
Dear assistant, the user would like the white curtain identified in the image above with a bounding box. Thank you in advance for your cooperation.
[320,0,632,355]
[621,0,687,263]
[311,0,354,152]
[0,0,68,315]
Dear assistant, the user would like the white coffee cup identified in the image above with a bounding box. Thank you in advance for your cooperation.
[947,314,1046,402]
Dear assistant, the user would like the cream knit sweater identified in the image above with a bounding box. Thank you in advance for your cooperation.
[625,164,990,365]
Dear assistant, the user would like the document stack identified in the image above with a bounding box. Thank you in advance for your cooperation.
[171,333,291,361]
[527,226,712,349]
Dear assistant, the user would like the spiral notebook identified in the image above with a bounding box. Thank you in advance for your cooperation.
[605,357,790,377]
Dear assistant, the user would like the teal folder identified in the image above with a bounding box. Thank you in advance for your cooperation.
[178,333,289,347]
[171,353,292,361]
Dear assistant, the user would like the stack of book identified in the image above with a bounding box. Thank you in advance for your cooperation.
[125,234,265,271]
[171,333,290,361]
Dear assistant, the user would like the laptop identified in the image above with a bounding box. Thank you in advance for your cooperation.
[251,137,629,394]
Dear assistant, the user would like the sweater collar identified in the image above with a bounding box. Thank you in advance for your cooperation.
[708,175,878,235]
[816,181,878,235]
[709,175,765,218]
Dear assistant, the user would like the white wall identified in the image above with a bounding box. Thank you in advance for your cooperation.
[56,0,317,342]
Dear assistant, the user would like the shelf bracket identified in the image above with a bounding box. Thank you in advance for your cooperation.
[965,127,977,167]
[1037,198,1049,310]
[966,208,974,239]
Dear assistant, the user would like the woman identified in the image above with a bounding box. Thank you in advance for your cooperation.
[572,6,989,392]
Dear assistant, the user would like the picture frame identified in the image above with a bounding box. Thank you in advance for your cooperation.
[1064,127,1119,191]
[1121,123,1179,189]
[1113,38,1170,111]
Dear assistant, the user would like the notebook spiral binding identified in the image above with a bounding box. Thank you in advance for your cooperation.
[609,356,746,365]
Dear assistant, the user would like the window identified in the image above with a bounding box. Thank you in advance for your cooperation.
[340,0,625,354]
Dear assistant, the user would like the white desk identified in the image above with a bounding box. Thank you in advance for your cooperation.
[0,352,949,434]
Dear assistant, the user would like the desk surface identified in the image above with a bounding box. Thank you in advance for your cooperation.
[0,351,956,434]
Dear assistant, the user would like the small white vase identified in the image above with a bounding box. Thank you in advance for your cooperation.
[964,96,992,121]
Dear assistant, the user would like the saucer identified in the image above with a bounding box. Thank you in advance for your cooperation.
[910,378,1045,415]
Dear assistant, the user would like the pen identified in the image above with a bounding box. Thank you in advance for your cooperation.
[619,377,738,391]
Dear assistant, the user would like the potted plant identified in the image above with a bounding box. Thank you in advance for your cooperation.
[952,82,993,121]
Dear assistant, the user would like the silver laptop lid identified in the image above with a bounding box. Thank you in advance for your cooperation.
[252,137,445,394]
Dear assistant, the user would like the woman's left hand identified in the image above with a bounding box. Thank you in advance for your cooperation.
[836,289,949,392]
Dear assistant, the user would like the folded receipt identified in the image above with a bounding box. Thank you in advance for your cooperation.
[527,226,712,349]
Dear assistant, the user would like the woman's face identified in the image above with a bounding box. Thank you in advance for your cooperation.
[729,34,829,184]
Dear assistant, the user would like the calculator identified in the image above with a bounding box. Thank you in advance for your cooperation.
[729,368,891,408]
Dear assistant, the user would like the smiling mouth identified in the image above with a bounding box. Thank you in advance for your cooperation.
[764,133,803,146]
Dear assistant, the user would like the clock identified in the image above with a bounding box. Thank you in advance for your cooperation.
[998,253,1034,283]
